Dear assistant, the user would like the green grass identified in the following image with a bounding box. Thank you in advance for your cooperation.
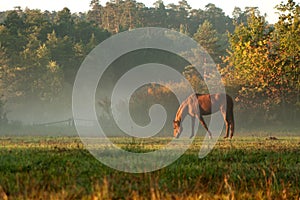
[0,136,299,199]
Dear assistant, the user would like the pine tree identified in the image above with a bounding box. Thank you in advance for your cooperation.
[193,20,219,63]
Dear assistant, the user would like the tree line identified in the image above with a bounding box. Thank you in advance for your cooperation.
[223,0,299,124]
[0,0,299,126]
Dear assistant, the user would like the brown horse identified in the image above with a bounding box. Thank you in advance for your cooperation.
[173,93,234,139]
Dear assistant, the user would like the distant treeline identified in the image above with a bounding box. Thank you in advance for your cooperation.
[0,0,299,127]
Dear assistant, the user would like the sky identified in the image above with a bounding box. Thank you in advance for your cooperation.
[0,0,299,24]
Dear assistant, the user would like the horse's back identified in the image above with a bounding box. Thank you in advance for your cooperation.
[196,93,233,115]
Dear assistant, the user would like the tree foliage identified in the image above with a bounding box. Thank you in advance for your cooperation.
[0,1,233,102]
[0,0,299,126]
[0,8,110,101]
[223,1,300,123]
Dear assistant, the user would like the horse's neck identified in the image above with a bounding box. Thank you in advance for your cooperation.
[175,103,188,122]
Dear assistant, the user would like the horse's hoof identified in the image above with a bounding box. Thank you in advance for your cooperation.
[223,136,228,139]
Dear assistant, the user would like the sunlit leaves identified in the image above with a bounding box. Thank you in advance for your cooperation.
[223,0,300,122]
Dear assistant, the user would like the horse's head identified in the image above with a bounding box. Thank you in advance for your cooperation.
[173,120,182,138]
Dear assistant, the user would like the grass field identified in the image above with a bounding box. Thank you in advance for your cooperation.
[0,136,299,199]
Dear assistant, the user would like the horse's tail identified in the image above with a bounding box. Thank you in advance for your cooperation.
[230,110,234,137]
[224,94,234,137]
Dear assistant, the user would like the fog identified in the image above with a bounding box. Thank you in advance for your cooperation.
[2,79,299,138]
[1,49,299,137]
[6,84,73,125]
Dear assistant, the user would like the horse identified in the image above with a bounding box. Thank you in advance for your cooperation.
[173,93,234,139]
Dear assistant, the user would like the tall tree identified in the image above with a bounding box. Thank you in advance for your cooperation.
[54,7,75,38]
[46,31,76,83]
[120,0,140,30]
[0,11,26,65]
[274,0,300,116]
[223,11,274,113]
[222,5,300,122]
[203,3,233,33]
[193,20,220,63]
[88,0,103,28]
[232,7,248,25]
[23,9,52,42]
[0,46,11,99]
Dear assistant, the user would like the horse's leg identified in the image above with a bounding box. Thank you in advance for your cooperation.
[224,121,230,139]
[190,116,195,138]
[221,107,230,139]
[226,105,234,139]
[229,114,234,139]
[197,115,212,139]
[230,121,234,139]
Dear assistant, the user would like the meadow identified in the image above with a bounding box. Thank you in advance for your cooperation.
[0,135,299,200]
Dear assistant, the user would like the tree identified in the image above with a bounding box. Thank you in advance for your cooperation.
[193,20,220,63]
[100,2,120,33]
[274,0,300,118]
[232,7,248,25]
[222,10,275,119]
[174,1,191,33]
[45,31,76,83]
[222,3,300,122]
[23,43,64,101]
[88,0,103,28]
[23,9,52,42]
[54,7,75,38]
[12,33,64,100]
[203,3,233,34]
[0,11,26,65]
[0,46,14,125]
[0,46,11,99]
[153,0,165,9]
[0,33,64,101]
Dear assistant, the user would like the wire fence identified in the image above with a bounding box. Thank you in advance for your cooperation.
[37,118,96,127]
